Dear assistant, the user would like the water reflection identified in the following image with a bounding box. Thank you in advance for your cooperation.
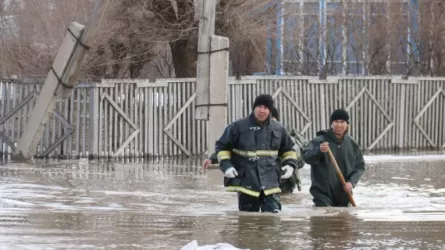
[219,214,286,250]
[308,212,357,249]
[0,156,444,249]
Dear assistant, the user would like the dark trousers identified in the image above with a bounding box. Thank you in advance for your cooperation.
[313,197,350,207]
[238,191,281,213]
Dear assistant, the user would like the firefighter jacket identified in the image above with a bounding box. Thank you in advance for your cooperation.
[215,113,299,197]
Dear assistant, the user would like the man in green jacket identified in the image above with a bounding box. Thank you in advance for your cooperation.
[303,109,365,207]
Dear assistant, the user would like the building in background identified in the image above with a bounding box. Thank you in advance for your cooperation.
[264,0,427,77]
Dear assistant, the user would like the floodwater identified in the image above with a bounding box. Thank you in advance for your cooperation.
[0,154,445,250]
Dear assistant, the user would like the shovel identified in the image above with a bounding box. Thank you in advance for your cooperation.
[327,149,357,207]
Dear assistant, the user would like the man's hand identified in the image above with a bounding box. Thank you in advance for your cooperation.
[203,159,211,169]
[344,182,353,193]
[224,167,238,178]
[320,142,330,153]
[281,165,293,179]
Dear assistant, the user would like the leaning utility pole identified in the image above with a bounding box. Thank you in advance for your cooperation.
[194,0,230,157]
[13,0,111,161]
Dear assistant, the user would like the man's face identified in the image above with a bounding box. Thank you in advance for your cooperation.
[332,120,348,135]
[254,105,270,122]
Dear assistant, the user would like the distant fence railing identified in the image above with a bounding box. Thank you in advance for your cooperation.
[0,76,444,158]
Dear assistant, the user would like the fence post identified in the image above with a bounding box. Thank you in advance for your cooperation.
[392,79,417,149]
[308,78,335,132]
[88,83,100,158]
[398,83,406,149]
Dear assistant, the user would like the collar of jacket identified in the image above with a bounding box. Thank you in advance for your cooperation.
[249,112,271,127]
[323,129,349,145]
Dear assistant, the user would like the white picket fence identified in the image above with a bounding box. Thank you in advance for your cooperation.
[0,76,444,158]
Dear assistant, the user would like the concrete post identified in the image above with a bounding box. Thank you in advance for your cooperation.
[13,0,110,161]
[207,35,229,157]
[195,0,216,120]
[13,22,85,160]
[194,0,230,156]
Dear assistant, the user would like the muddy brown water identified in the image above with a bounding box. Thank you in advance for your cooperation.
[0,156,445,250]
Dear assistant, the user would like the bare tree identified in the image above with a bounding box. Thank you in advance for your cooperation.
[417,0,445,76]
[279,0,435,77]
[8,0,445,79]
[0,0,95,78]
[96,0,274,78]
[0,0,275,79]
[150,43,175,78]
[282,2,344,77]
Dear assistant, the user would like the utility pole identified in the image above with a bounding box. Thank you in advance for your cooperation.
[13,0,111,161]
[195,0,216,120]
[194,0,230,157]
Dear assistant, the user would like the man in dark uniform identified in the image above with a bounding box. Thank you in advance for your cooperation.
[204,106,307,194]
[303,109,366,207]
[203,106,281,169]
[215,94,298,213]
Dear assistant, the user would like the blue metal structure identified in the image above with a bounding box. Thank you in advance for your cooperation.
[250,0,279,75]
[319,0,325,70]
[266,29,273,74]
[409,0,419,60]
[263,0,420,76]
[263,0,280,74]
[275,0,283,75]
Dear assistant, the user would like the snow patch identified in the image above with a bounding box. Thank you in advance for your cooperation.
[181,240,250,250]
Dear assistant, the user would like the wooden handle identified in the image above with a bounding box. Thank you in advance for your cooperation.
[207,163,219,169]
[327,149,357,207]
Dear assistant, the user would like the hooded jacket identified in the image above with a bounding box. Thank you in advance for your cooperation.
[303,129,365,205]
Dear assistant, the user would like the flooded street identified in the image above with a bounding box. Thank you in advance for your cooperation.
[1,155,445,250]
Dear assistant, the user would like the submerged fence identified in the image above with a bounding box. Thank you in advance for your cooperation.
[0,76,444,158]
